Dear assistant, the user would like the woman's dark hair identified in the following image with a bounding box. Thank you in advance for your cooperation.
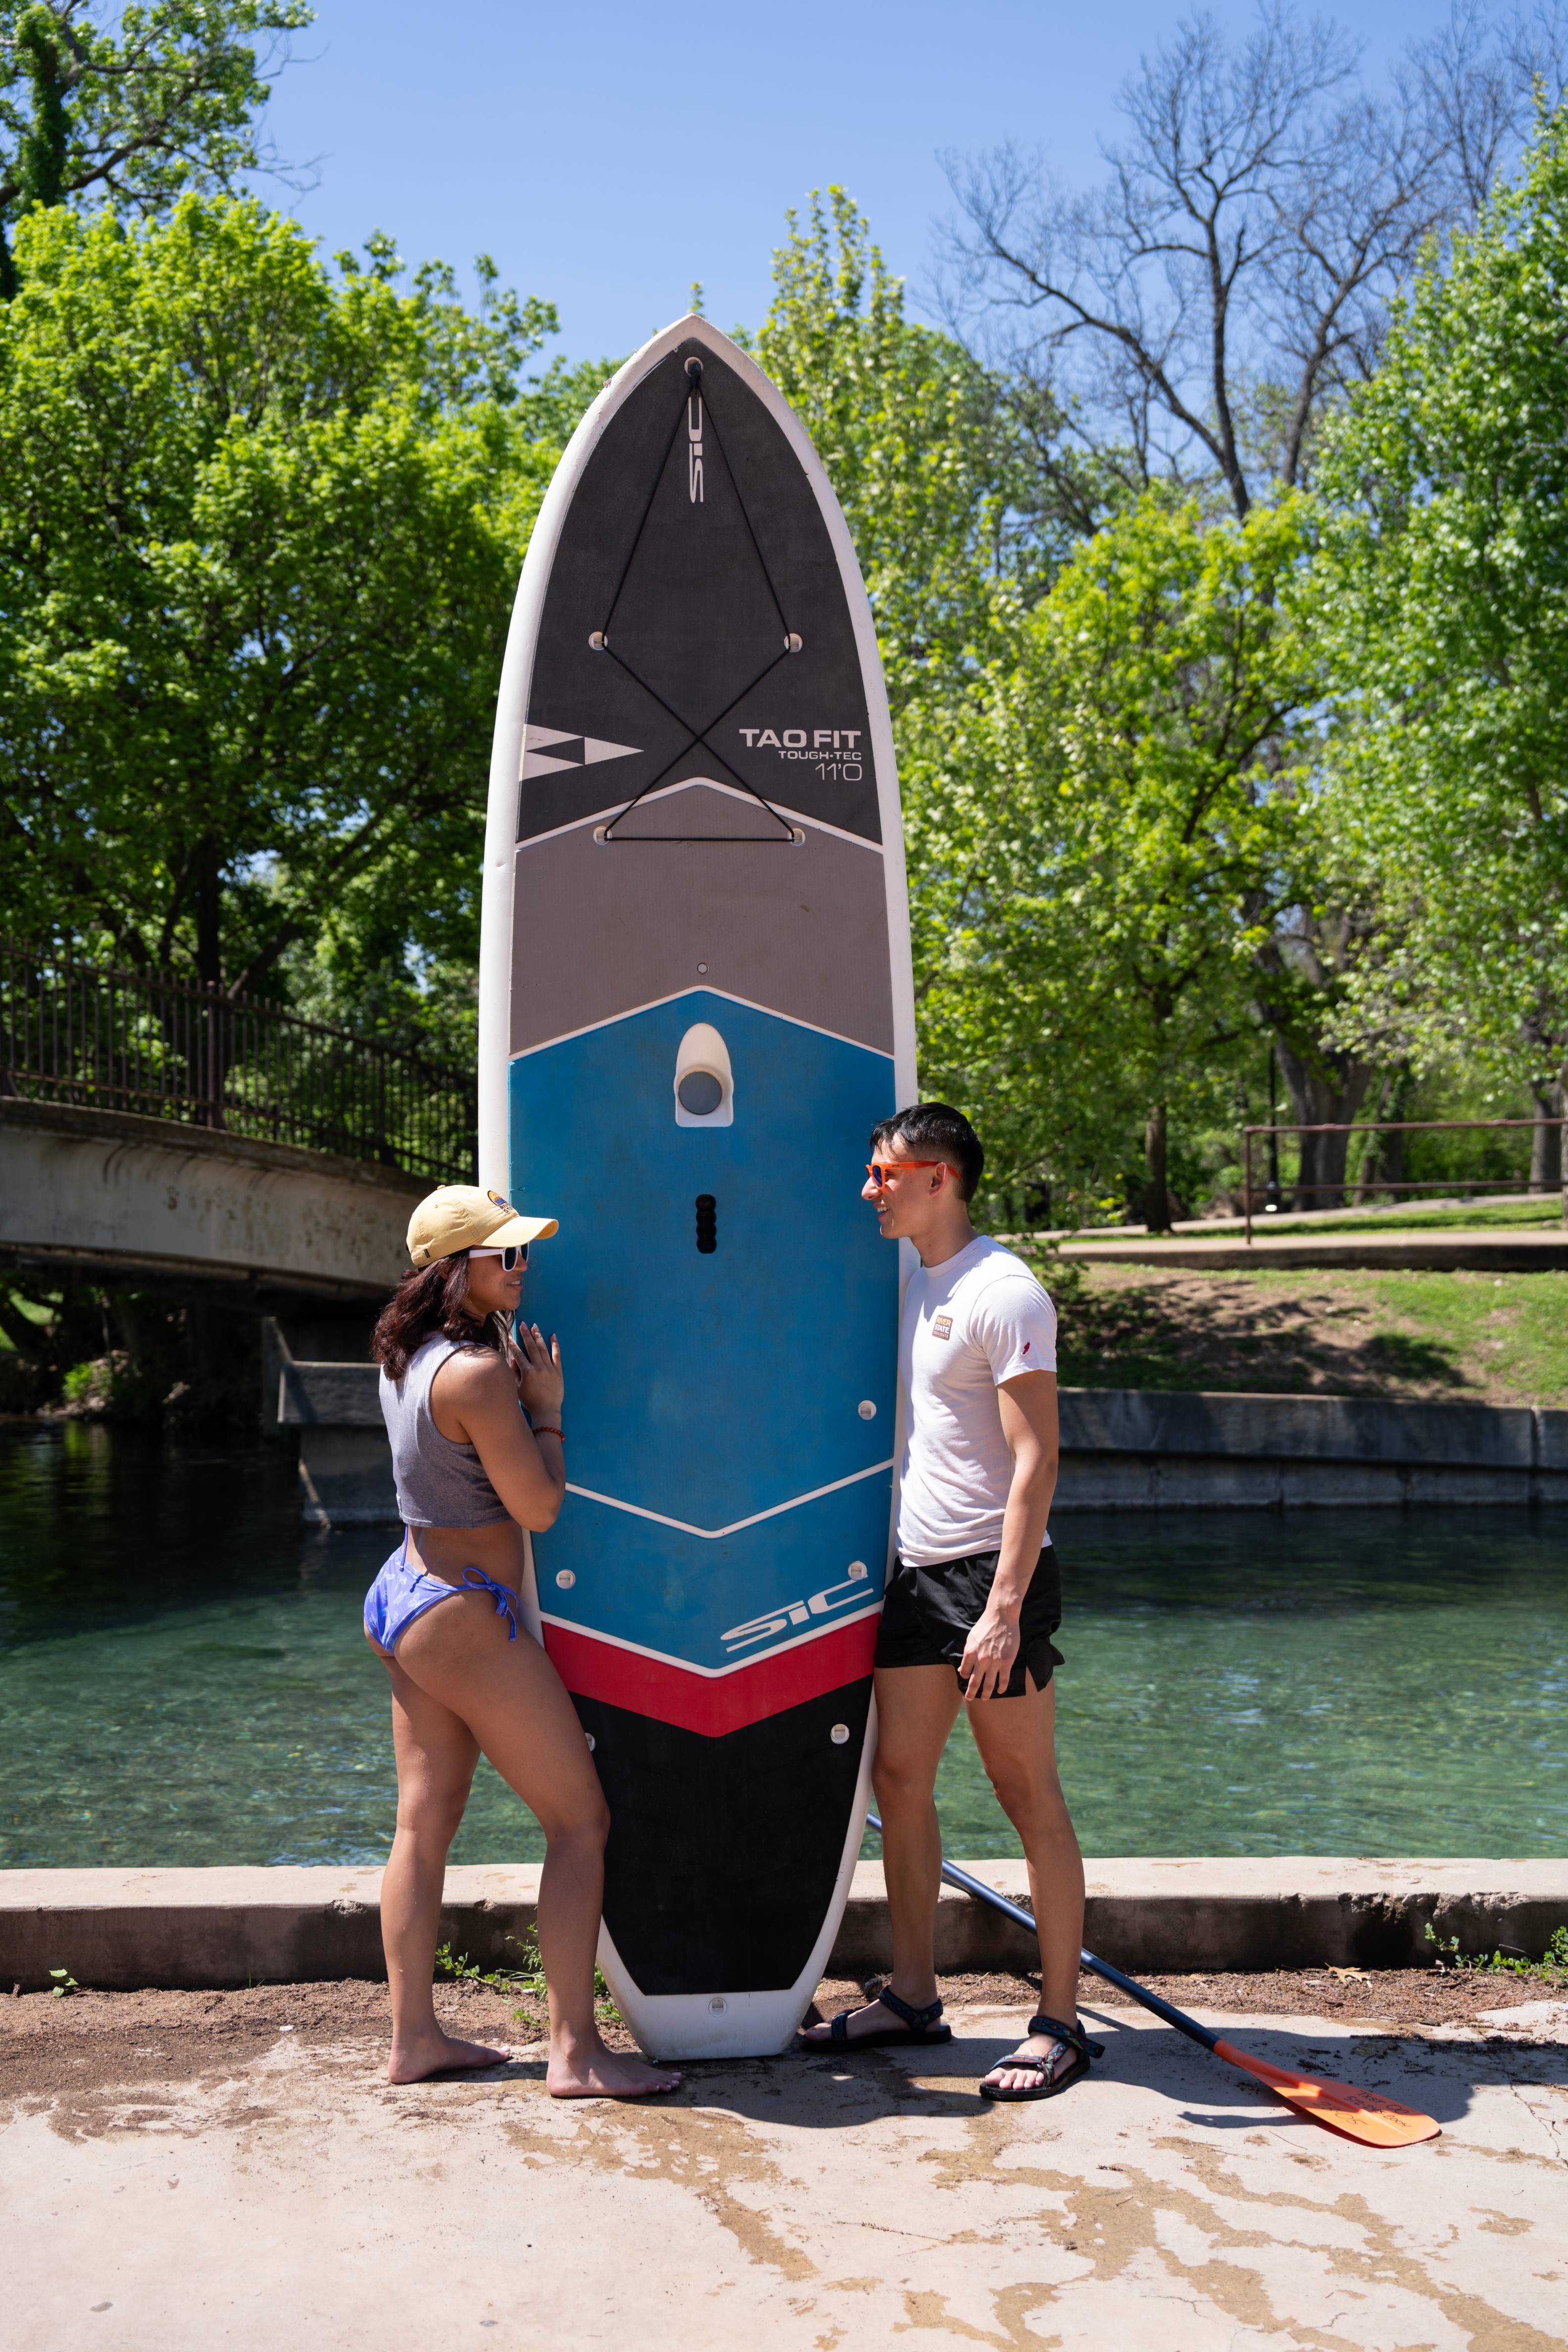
[371,1254,523,1383]
[868,1102,985,1202]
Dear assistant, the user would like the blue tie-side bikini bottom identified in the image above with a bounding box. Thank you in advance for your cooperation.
[364,1535,521,1653]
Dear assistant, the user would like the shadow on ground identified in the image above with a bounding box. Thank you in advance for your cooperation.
[1057,1271,1472,1398]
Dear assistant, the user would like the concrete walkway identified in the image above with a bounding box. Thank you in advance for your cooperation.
[7,1994,1565,2350]
[1056,1227,1568,1272]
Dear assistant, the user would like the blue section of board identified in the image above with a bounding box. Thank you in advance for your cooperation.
[533,1474,890,1671]
[508,992,898,1549]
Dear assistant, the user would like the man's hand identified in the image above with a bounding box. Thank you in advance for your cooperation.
[959,1607,1021,1703]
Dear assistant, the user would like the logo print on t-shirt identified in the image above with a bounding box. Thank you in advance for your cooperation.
[1022,1340,1030,1355]
[932,1314,952,1340]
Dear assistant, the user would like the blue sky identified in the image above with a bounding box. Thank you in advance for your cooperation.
[258,0,1463,364]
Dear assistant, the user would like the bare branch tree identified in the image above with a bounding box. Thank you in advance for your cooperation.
[940,3,1564,517]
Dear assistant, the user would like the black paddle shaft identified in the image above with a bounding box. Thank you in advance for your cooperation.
[864,1813,1221,2055]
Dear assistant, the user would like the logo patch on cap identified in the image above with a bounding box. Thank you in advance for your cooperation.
[486,1189,513,1211]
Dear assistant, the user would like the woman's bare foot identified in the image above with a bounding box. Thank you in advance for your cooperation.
[388,2028,513,2084]
[546,2032,682,2100]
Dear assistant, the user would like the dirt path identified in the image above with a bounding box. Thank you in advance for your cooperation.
[3,1966,1556,2106]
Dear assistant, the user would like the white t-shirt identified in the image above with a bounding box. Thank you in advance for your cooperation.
[895,1235,1058,1567]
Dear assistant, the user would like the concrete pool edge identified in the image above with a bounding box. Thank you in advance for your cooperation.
[276,1372,1568,1520]
[3,1858,1565,1989]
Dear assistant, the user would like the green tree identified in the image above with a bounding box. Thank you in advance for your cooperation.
[1314,101,1568,1208]
[0,0,311,295]
[513,349,623,447]
[755,188,1113,712]
[755,193,1347,1220]
[0,197,557,999]
[913,493,1315,1229]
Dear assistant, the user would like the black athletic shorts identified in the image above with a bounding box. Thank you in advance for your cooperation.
[874,1543,1063,1698]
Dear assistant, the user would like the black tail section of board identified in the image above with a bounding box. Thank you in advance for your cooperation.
[571,1680,874,1995]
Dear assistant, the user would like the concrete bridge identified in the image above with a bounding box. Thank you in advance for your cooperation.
[0,1093,442,1522]
[0,1096,425,1307]
[1,944,478,1508]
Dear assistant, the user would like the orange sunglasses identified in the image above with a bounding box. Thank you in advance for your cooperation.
[866,1159,943,1187]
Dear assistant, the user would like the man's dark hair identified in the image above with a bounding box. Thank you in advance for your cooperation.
[869,1103,984,1202]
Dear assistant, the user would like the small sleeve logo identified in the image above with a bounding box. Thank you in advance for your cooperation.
[932,1314,952,1340]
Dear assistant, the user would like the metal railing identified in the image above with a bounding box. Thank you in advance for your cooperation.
[0,940,475,1185]
[1240,1118,1565,1242]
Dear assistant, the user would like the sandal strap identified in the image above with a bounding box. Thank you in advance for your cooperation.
[829,2009,850,2042]
[985,2050,1052,2080]
[878,1987,944,2033]
[1028,2012,1105,2062]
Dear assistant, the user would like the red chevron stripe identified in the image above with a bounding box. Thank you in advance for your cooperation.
[542,1616,879,1736]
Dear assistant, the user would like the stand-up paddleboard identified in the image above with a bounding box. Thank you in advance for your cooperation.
[478,315,916,2060]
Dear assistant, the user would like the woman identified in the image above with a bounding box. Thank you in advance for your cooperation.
[364,1182,679,2099]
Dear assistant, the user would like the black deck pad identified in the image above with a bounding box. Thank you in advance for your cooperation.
[573,1678,875,1995]
[523,342,880,844]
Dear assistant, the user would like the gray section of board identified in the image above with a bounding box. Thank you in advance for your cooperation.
[510,786,893,1056]
[4,1859,1564,1985]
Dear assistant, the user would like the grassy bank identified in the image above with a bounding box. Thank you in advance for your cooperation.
[1052,1193,1564,1241]
[1045,1263,1568,1407]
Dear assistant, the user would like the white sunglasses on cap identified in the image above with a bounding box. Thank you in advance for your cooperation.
[469,1244,528,1271]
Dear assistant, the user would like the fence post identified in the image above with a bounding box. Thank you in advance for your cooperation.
[204,982,225,1129]
[1244,1129,1253,1245]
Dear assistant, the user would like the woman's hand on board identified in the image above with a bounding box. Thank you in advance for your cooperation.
[516,1321,565,1423]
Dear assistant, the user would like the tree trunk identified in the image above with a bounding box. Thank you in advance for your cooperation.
[1529,1079,1563,1194]
[1272,1038,1372,1212]
[1144,1100,1171,1233]
[1354,1064,1413,1203]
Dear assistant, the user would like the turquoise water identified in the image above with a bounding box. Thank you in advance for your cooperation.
[1,1422,1565,1866]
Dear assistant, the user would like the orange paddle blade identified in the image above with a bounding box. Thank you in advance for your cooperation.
[1212,2038,1440,2147]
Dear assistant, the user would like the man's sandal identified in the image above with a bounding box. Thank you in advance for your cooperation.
[797,1988,953,2052]
[978,2012,1103,2103]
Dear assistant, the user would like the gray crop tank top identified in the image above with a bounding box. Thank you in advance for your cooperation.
[379,1335,511,1528]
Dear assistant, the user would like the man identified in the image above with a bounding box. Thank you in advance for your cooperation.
[801,1103,1093,2100]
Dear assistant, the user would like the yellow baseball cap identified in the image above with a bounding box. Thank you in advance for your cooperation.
[406,1185,559,1269]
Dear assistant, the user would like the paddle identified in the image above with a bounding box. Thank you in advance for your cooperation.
[864,1815,1440,2148]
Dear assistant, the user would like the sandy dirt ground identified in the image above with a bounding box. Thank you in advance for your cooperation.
[4,1969,1566,2351]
